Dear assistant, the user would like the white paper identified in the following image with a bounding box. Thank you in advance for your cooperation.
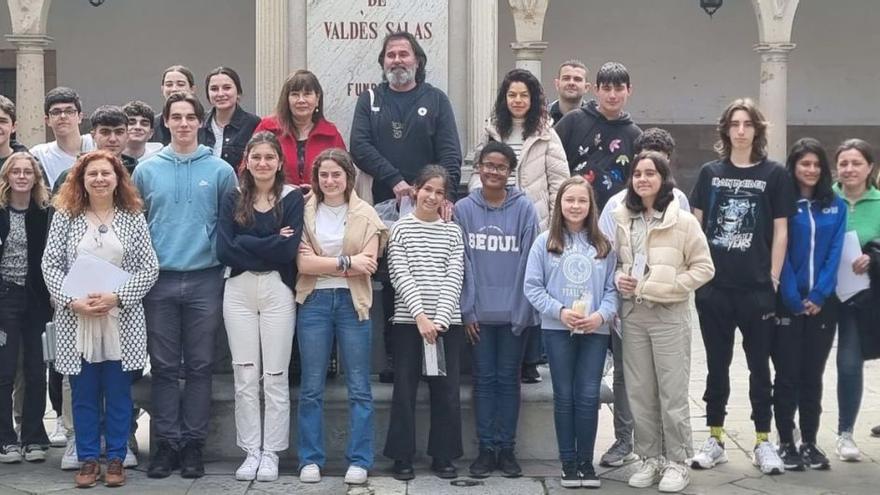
[423,340,440,376]
[631,253,648,281]
[61,252,132,299]
[836,231,870,302]
[399,196,414,219]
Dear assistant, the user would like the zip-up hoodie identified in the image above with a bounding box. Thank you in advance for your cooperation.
[780,195,847,314]
[523,229,618,333]
[133,144,237,271]
[833,183,880,247]
[455,186,540,334]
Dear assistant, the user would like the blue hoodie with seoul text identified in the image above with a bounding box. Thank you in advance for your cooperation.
[132,145,237,271]
[455,186,541,335]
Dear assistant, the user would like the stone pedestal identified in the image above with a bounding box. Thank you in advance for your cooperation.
[510,40,548,79]
[4,33,53,147]
[754,42,795,161]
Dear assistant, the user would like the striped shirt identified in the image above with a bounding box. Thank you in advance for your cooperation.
[388,213,464,328]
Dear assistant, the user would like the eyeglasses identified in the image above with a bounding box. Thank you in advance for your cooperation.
[48,108,78,118]
[479,162,510,174]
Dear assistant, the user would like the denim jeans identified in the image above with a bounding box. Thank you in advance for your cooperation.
[471,323,526,451]
[544,330,609,464]
[70,360,132,461]
[297,289,374,469]
[837,307,864,433]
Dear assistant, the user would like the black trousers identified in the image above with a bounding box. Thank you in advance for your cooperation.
[771,297,839,444]
[383,323,463,461]
[696,284,775,432]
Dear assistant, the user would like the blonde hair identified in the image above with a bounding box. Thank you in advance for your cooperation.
[0,152,50,209]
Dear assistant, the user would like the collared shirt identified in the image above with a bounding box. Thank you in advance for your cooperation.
[629,208,664,258]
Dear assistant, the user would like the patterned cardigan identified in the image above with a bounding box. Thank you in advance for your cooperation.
[41,208,159,375]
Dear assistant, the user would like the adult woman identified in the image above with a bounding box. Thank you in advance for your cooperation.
[771,138,847,471]
[832,139,880,462]
[0,152,52,464]
[613,152,714,492]
[254,70,346,187]
[457,141,540,478]
[384,166,465,481]
[295,148,388,485]
[216,132,304,482]
[154,65,196,144]
[202,67,260,169]
[42,150,159,488]
[523,176,617,488]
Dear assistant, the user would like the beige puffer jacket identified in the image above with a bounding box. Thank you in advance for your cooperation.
[469,123,569,231]
[613,199,715,303]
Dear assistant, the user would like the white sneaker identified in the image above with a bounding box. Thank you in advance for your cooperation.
[48,421,67,448]
[344,465,368,485]
[61,437,81,470]
[257,451,279,482]
[628,457,663,488]
[299,463,321,483]
[836,432,862,462]
[690,437,728,469]
[658,462,690,493]
[0,444,23,463]
[123,445,138,468]
[235,450,261,481]
[753,441,785,475]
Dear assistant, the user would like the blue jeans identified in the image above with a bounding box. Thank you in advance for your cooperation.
[544,330,609,464]
[837,308,864,433]
[297,289,374,469]
[471,324,526,450]
[70,360,132,461]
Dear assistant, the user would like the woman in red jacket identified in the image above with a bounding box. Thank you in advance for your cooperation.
[254,70,346,189]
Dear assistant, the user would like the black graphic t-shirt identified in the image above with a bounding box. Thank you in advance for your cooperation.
[690,158,796,289]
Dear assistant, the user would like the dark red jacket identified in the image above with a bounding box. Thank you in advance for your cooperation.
[253,116,346,185]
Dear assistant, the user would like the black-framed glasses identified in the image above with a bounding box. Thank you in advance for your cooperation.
[479,162,510,173]
[48,108,78,118]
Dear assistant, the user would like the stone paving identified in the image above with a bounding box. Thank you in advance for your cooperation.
[0,327,878,494]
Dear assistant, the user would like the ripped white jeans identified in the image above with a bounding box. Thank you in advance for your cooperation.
[223,271,295,452]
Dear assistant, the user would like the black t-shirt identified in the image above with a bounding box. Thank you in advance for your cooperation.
[690,158,796,289]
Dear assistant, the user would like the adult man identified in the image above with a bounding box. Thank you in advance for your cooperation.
[689,98,794,475]
[554,62,641,210]
[122,101,163,162]
[133,92,236,480]
[29,87,95,189]
[548,60,590,125]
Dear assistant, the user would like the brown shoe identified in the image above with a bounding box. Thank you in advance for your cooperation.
[104,458,126,487]
[74,460,100,488]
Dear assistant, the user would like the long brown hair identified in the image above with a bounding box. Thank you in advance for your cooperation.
[311,148,356,204]
[235,132,286,227]
[715,97,768,163]
[0,152,50,209]
[53,150,143,215]
[546,176,610,258]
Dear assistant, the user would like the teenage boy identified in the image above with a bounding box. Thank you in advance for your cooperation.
[133,92,236,480]
[554,62,641,210]
[549,60,590,125]
[690,98,795,475]
[0,96,28,167]
[29,87,95,189]
[122,101,163,162]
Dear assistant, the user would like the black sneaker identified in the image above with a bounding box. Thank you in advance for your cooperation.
[579,462,601,488]
[431,457,458,479]
[497,448,522,477]
[468,449,496,478]
[179,441,204,479]
[147,440,178,478]
[778,442,804,471]
[560,461,580,488]
[872,424,880,438]
[521,364,542,384]
[800,443,830,470]
[392,459,414,481]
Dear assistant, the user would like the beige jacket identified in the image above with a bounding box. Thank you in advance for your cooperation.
[613,199,715,303]
[295,191,389,320]
[469,122,569,231]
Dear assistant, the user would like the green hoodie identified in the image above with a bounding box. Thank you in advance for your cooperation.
[833,183,880,247]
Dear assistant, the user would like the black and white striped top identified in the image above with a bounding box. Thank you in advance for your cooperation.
[388,213,464,328]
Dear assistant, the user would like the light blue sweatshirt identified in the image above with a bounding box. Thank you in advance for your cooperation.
[132,145,237,271]
[524,230,618,334]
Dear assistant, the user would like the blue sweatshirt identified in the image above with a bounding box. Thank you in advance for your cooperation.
[523,230,618,333]
[455,186,540,334]
[780,195,847,314]
[132,145,237,271]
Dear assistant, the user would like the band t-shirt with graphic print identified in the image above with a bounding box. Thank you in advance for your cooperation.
[690,158,796,289]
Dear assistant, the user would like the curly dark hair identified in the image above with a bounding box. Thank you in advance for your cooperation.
[492,68,548,141]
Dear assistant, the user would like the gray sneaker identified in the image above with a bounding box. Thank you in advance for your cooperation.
[0,444,23,464]
[600,439,637,467]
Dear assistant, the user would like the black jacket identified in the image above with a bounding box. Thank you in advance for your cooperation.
[199,105,261,169]
[0,200,52,322]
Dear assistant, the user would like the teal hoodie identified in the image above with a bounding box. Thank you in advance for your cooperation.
[133,145,237,271]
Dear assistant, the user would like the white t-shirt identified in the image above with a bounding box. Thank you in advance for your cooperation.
[31,134,96,188]
[210,118,224,157]
[314,203,349,289]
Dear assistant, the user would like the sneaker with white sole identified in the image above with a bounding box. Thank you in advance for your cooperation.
[344,465,368,484]
[123,445,138,468]
[658,462,690,493]
[235,450,262,481]
[299,463,321,483]
[0,444,23,463]
[48,421,67,448]
[61,437,81,470]
[836,432,861,462]
[256,451,279,482]
[628,457,663,488]
[690,437,728,469]
[753,441,785,474]
[23,444,47,462]
[600,438,638,467]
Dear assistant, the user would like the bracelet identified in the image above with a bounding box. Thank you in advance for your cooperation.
[336,255,346,272]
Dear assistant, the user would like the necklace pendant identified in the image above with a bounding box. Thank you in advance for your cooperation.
[98,224,109,234]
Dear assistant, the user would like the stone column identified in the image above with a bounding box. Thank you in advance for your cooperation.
[754,42,795,161]
[468,0,497,149]
[508,0,549,79]
[5,34,53,147]
[255,0,289,116]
